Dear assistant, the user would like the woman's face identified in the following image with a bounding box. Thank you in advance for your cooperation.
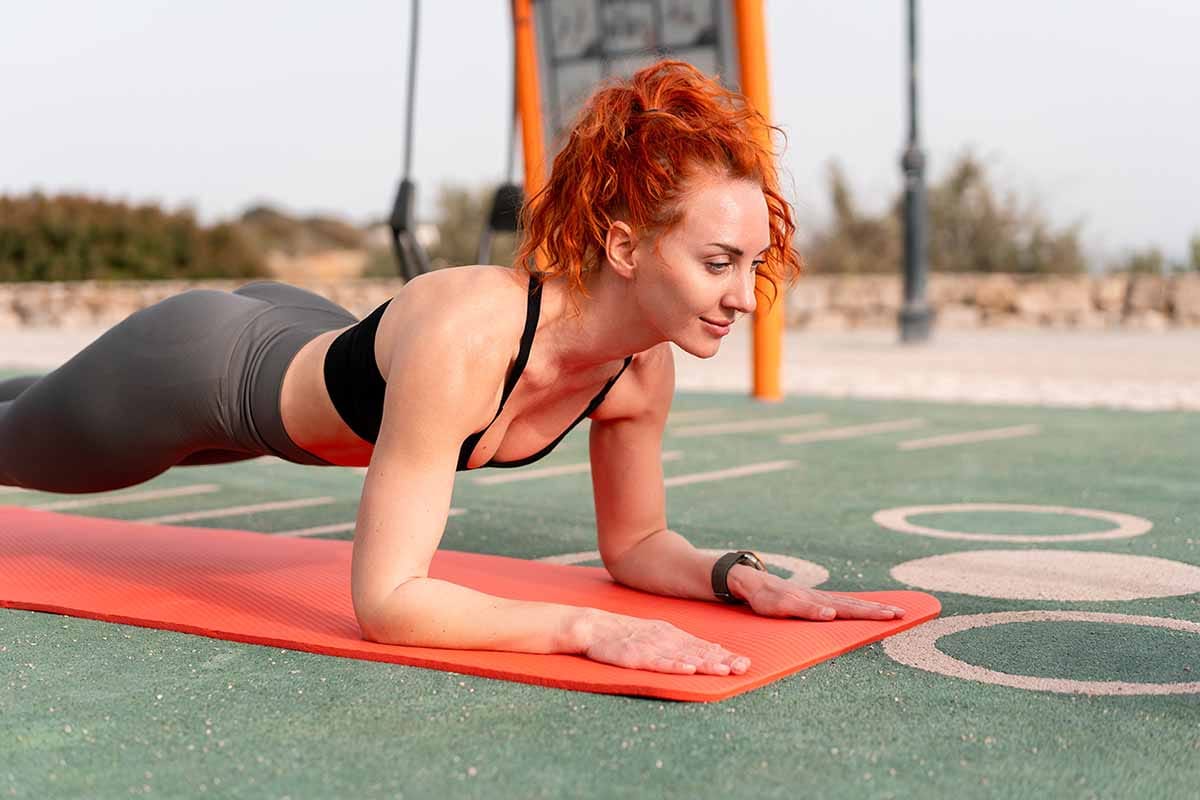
[634,175,771,357]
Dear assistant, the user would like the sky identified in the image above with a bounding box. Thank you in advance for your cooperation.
[4,1,1198,265]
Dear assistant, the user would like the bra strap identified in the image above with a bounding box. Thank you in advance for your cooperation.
[497,275,542,409]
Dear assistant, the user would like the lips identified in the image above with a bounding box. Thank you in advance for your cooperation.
[701,317,734,327]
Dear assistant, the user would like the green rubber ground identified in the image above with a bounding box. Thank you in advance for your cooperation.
[3,384,1198,799]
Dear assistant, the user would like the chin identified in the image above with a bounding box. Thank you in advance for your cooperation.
[669,318,728,358]
[674,336,723,359]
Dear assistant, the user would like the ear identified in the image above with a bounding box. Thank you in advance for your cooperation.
[603,220,639,279]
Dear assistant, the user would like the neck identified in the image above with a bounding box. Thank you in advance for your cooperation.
[537,267,665,376]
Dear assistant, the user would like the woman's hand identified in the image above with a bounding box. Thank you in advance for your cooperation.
[739,571,907,621]
[579,611,751,676]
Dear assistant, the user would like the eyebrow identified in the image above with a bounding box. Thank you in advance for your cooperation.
[705,242,771,257]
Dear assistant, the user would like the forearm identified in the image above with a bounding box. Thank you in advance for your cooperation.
[604,528,767,602]
[359,576,592,654]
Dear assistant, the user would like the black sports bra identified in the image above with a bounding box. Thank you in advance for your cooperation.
[323,276,633,471]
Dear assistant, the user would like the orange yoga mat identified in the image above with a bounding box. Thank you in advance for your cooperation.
[0,506,940,702]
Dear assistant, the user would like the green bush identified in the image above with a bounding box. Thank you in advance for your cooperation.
[806,152,1087,275]
[361,245,401,278]
[361,185,518,278]
[804,162,903,276]
[427,184,517,269]
[1115,246,1168,275]
[0,193,266,281]
[237,205,365,256]
[1107,232,1200,275]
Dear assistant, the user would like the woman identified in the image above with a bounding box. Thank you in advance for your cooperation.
[0,61,903,677]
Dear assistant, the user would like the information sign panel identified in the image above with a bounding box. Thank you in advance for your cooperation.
[531,0,739,163]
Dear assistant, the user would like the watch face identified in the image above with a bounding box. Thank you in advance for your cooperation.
[737,551,766,570]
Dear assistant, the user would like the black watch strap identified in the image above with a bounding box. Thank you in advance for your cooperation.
[711,550,767,604]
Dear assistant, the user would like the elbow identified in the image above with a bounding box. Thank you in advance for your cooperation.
[600,550,630,582]
[356,610,390,644]
[599,550,633,587]
[599,528,666,578]
[353,576,421,643]
[600,550,647,592]
[354,603,388,644]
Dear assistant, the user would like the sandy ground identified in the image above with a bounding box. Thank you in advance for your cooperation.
[4,324,1199,411]
[672,325,1200,411]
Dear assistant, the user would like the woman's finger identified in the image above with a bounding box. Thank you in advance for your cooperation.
[819,599,892,619]
[669,638,748,674]
[776,594,838,620]
[828,595,907,618]
[647,655,698,674]
[828,593,896,609]
[649,654,734,676]
[773,590,902,620]
[670,642,752,675]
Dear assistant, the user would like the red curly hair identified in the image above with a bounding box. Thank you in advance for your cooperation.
[514,60,803,312]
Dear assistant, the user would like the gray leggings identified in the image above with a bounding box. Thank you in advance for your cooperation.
[0,281,358,494]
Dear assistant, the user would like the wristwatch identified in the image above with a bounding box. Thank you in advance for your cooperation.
[711,550,767,604]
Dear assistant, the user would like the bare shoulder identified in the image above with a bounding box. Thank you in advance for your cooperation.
[384,264,525,333]
[368,265,528,444]
[590,341,675,423]
[376,265,525,377]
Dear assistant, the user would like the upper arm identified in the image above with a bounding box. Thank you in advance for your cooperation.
[588,342,675,568]
[350,293,503,629]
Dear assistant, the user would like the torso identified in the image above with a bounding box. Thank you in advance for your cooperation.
[278,265,652,469]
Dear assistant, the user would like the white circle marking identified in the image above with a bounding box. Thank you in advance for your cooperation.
[890,550,1200,601]
[873,503,1152,543]
[883,610,1200,695]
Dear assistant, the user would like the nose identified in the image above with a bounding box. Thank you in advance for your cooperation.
[723,268,758,317]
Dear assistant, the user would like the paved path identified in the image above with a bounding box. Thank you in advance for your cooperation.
[5,324,1199,411]
[678,326,1200,412]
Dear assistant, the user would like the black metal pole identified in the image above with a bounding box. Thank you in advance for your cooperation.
[899,0,933,342]
[389,0,431,280]
[402,0,420,180]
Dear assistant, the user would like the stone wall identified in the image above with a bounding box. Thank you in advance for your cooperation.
[0,272,1197,330]
[786,273,1199,331]
[0,279,405,330]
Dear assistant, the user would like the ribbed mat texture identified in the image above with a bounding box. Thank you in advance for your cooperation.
[0,507,940,701]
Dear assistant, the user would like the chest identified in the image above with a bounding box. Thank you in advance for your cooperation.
[459,361,636,470]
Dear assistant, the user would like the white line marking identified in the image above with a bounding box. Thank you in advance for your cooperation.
[276,508,466,537]
[665,408,728,424]
[278,521,357,537]
[31,484,221,511]
[779,418,926,444]
[670,414,827,437]
[474,462,589,485]
[0,486,31,495]
[136,496,336,524]
[898,424,1041,451]
[474,451,683,486]
[664,460,796,488]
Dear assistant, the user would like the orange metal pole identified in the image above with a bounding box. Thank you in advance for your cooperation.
[512,0,546,198]
[733,0,783,401]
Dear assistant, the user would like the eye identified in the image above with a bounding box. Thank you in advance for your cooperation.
[750,259,765,272]
[705,262,733,274]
